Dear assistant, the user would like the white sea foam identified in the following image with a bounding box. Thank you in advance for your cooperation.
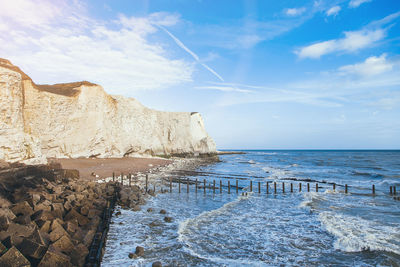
[319,211,400,254]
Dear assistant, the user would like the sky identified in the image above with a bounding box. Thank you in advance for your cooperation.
[1,0,400,149]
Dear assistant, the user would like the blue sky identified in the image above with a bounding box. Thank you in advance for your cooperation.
[1,0,400,149]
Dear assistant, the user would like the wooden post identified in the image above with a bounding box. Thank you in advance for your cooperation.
[290,183,293,193]
[195,179,198,194]
[390,186,393,195]
[316,183,318,193]
[345,184,348,194]
[153,183,155,193]
[282,182,285,193]
[178,178,181,193]
[220,180,222,194]
[299,183,302,192]
[169,178,172,193]
[307,183,310,192]
[121,173,123,185]
[274,182,277,194]
[258,182,261,193]
[145,175,148,193]
[213,180,216,194]
[250,181,253,192]
[228,180,230,194]
[266,182,269,194]
[112,172,115,182]
[333,183,336,191]
[372,184,375,195]
[129,174,132,187]
[236,180,238,194]
[394,186,397,195]
[187,178,189,193]
[204,179,206,194]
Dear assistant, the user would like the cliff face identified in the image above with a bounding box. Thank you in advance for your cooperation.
[0,59,216,164]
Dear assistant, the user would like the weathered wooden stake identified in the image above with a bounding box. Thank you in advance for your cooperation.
[236,180,239,194]
[390,186,393,195]
[213,180,216,194]
[187,178,189,193]
[112,172,115,182]
[153,183,155,193]
[129,174,132,187]
[121,173,123,185]
[220,180,222,194]
[228,180,230,194]
[169,178,172,193]
[307,183,310,192]
[372,184,375,195]
[258,182,261,194]
[274,182,277,194]
[394,186,397,195]
[178,178,181,193]
[250,181,253,192]
[299,183,302,192]
[345,184,348,194]
[266,182,269,194]
[145,175,148,192]
[282,182,285,193]
[333,183,336,191]
[290,183,293,193]
[316,183,318,193]
[195,179,198,194]
[204,179,206,194]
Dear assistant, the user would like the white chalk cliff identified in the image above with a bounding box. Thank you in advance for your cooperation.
[0,58,216,164]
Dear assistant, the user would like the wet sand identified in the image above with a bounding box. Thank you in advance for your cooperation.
[49,157,172,180]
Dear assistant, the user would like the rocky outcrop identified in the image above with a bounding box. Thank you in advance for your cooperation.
[0,58,216,164]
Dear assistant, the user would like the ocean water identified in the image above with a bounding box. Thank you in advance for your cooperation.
[102,150,400,266]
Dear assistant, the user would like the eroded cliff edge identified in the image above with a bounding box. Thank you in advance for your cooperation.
[0,58,216,164]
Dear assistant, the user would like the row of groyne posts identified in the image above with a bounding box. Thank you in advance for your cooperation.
[109,172,399,200]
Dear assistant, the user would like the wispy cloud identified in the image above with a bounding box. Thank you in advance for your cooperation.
[326,6,341,16]
[338,54,393,76]
[0,1,193,94]
[285,7,307,16]
[349,0,372,8]
[296,11,400,59]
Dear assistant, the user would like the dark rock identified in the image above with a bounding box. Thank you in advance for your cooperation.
[159,209,166,214]
[128,252,136,259]
[0,241,7,254]
[17,238,47,259]
[15,215,31,225]
[152,261,162,267]
[29,229,48,246]
[135,246,144,256]
[147,208,153,212]
[70,243,88,267]
[1,235,23,249]
[51,203,64,218]
[11,201,34,217]
[38,245,72,267]
[149,220,161,227]
[0,246,31,267]
[115,211,121,216]
[164,216,172,223]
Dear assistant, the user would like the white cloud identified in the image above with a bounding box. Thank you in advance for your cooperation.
[349,0,372,8]
[339,54,393,77]
[285,7,306,16]
[0,1,194,94]
[297,28,384,58]
[326,6,341,17]
[195,85,252,93]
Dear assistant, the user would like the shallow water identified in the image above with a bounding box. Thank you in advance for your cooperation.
[102,150,400,266]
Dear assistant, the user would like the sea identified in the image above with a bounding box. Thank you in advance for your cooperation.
[102,150,400,266]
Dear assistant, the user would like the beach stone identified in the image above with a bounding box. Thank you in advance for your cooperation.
[51,235,74,254]
[38,245,72,267]
[152,261,162,267]
[115,211,121,216]
[149,220,161,227]
[64,209,89,226]
[17,238,47,259]
[2,235,23,248]
[0,246,31,267]
[11,201,33,217]
[147,208,153,212]
[135,246,144,257]
[70,243,88,267]
[128,252,136,259]
[164,216,172,223]
[159,209,166,214]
